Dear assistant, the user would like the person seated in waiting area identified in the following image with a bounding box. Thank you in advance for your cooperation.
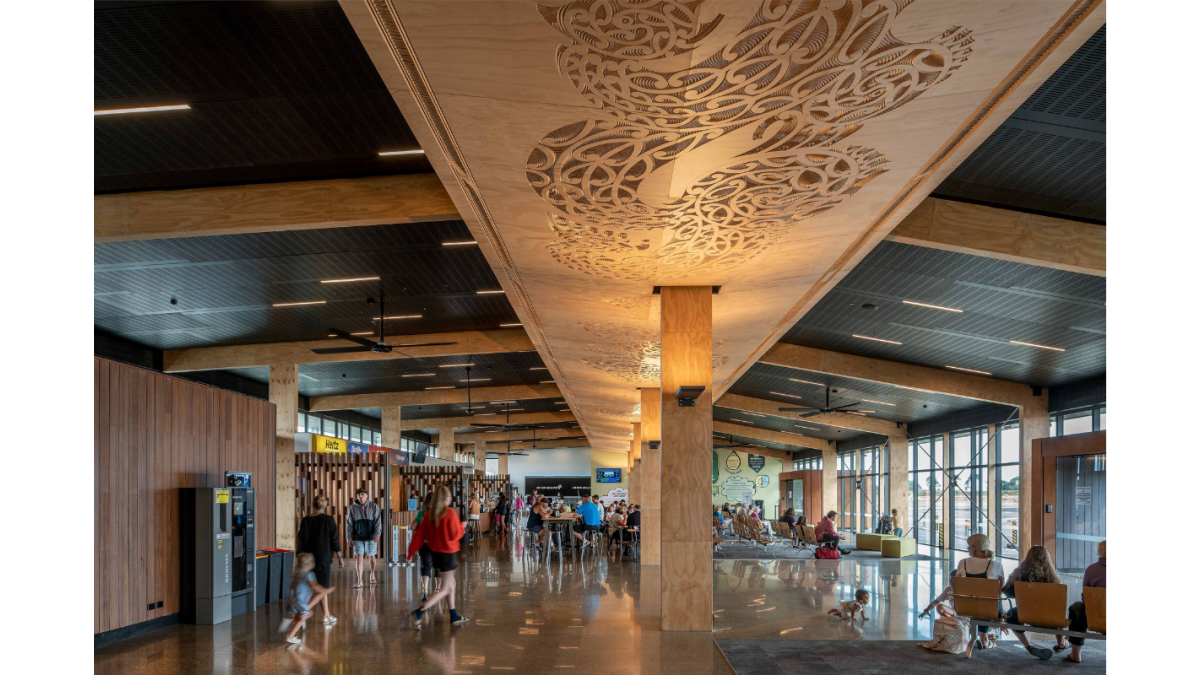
[920,533,1006,650]
[713,506,725,526]
[780,508,799,542]
[625,504,640,529]
[1065,541,1105,664]
[1002,545,1069,660]
[815,510,849,554]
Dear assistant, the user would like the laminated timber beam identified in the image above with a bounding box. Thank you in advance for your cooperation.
[713,421,830,453]
[162,329,535,372]
[454,428,581,444]
[484,439,589,451]
[717,393,900,436]
[401,411,576,431]
[887,197,1105,277]
[95,173,458,242]
[308,383,561,412]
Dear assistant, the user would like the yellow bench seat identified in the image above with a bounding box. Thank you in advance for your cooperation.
[855,533,899,551]
[882,537,916,558]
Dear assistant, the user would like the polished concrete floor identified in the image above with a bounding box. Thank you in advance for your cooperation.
[95,538,1086,674]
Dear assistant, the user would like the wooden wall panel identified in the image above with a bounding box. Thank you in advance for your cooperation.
[94,357,276,636]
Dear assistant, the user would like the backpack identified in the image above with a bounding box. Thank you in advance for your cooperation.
[815,545,840,560]
[875,518,893,535]
[922,616,971,654]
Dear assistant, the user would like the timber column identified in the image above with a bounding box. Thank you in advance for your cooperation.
[659,286,713,632]
[382,406,402,449]
[821,446,838,519]
[640,387,661,566]
[497,449,508,476]
[439,426,456,461]
[629,422,642,504]
[1019,392,1050,556]
[887,426,910,535]
[270,363,298,549]
[471,442,485,474]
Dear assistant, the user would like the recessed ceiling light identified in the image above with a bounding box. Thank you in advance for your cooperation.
[500,323,523,327]
[902,300,963,313]
[320,276,380,284]
[788,378,823,386]
[769,391,803,399]
[946,365,992,376]
[894,385,932,393]
[539,380,555,384]
[439,363,474,368]
[477,290,505,295]
[795,423,819,431]
[377,315,421,320]
[402,373,436,377]
[442,241,477,246]
[504,408,525,411]
[860,399,896,406]
[730,419,755,424]
[94,104,190,116]
[425,386,455,390]
[328,331,374,337]
[272,300,326,307]
[1009,340,1066,352]
[742,412,766,417]
[461,378,491,382]
[847,411,876,416]
[531,367,548,371]
[378,149,425,156]
[853,334,902,345]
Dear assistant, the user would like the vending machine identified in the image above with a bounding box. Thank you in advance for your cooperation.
[229,488,256,617]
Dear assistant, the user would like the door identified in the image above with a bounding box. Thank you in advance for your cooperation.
[1055,454,1106,571]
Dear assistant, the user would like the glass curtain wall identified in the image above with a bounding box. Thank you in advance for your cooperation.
[949,429,989,551]
[857,447,888,533]
[910,435,943,547]
[996,423,1020,558]
[838,453,855,530]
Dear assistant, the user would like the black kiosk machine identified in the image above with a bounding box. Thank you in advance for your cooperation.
[180,473,255,624]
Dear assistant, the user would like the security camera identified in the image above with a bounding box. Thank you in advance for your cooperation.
[675,385,706,407]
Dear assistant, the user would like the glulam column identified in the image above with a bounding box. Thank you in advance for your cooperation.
[629,422,642,504]
[1019,393,1050,556]
[498,450,508,476]
[382,406,402,449]
[270,363,298,549]
[821,446,838,519]
[439,426,456,461]
[471,442,485,474]
[640,387,661,565]
[888,429,910,537]
[658,286,712,632]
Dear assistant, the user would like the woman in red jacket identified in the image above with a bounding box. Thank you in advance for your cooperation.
[406,485,468,627]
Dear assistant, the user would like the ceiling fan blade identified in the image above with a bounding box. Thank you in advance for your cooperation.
[800,412,822,418]
[393,341,456,348]
[329,328,377,349]
[832,401,863,411]
[778,406,819,412]
[310,346,372,354]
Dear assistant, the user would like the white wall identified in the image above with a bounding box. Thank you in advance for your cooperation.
[507,447,591,492]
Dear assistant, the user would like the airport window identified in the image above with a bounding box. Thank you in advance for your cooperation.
[995,422,1020,558]
[909,435,942,547]
[949,429,988,551]
[1060,410,1093,436]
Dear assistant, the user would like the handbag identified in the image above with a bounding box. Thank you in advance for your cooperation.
[814,545,840,560]
[923,616,971,654]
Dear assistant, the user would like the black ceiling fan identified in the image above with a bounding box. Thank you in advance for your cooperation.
[712,433,757,449]
[467,402,547,430]
[488,442,529,458]
[778,387,875,418]
[311,286,455,355]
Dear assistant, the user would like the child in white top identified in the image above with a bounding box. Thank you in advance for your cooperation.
[827,589,870,621]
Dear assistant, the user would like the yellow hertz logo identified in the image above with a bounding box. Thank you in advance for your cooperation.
[314,434,347,453]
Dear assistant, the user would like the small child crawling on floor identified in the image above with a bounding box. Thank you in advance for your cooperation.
[827,589,871,621]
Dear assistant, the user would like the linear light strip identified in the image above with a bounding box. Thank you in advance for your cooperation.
[788,378,823,386]
[272,300,326,307]
[853,334,902,345]
[439,363,474,368]
[500,323,522,327]
[378,315,421,320]
[378,149,425,156]
[946,365,992,376]
[320,276,379,284]
[730,419,755,424]
[539,380,556,384]
[95,104,190,116]
[741,412,766,417]
[442,241,477,246]
[402,373,436,377]
[425,386,455,390]
[902,299,963,313]
[1009,340,1065,352]
[769,391,803,399]
[476,290,505,295]
[328,332,374,337]
[860,399,896,406]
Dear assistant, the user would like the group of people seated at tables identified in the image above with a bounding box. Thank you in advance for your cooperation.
[525,494,640,555]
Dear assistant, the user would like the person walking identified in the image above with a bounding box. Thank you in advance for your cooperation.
[295,496,340,626]
[346,488,382,589]
[493,494,511,542]
[406,485,469,628]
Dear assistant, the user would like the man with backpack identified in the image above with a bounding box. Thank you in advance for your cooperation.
[347,488,382,588]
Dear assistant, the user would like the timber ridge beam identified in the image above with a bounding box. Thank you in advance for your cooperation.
[163,328,535,372]
[395,411,577,431]
[95,173,459,242]
[887,197,1105,277]
[308,383,562,411]
[717,393,901,436]
[453,428,584,443]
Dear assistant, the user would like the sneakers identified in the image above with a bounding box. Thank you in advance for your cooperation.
[1028,646,1053,661]
[409,609,424,630]
[285,636,302,644]
[421,594,428,604]
[322,616,337,626]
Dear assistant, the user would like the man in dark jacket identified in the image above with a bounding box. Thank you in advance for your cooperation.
[347,488,382,588]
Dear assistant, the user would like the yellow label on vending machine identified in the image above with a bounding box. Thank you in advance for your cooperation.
[216,489,229,504]
[313,434,347,454]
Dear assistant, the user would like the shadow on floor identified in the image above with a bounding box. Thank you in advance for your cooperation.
[716,639,1105,673]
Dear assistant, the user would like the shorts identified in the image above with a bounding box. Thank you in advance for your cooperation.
[418,544,434,578]
[313,562,331,588]
[528,524,544,534]
[352,540,378,556]
[468,514,480,521]
[431,550,458,573]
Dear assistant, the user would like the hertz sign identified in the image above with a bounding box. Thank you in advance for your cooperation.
[313,434,347,454]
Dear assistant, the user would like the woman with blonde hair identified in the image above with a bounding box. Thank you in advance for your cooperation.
[406,485,468,628]
[920,533,1005,649]
[295,495,340,626]
[1002,545,1067,659]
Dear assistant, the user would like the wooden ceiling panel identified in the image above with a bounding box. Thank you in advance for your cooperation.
[342,0,1104,450]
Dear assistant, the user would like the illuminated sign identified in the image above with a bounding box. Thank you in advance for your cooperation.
[313,434,347,454]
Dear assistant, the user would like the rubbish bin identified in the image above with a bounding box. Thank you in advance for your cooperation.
[264,551,282,603]
[254,553,270,608]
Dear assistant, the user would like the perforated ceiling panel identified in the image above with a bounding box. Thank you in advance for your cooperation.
[933,25,1105,221]
[94,221,521,350]
[94,1,427,192]
[777,241,1105,388]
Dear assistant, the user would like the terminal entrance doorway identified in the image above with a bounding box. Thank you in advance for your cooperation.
[1055,453,1106,571]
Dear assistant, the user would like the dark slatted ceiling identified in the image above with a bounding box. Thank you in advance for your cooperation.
[933,25,1105,222]
[779,241,1105,388]
[95,0,428,192]
[95,221,521,351]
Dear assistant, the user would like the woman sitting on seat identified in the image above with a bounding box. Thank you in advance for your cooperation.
[1003,545,1069,660]
[919,533,1006,650]
[780,508,799,545]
